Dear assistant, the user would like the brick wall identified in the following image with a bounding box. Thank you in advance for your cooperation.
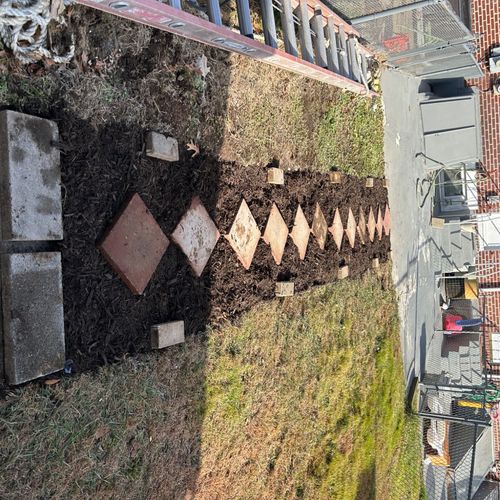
[468,0,500,371]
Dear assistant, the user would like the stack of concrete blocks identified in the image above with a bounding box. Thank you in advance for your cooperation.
[0,111,65,385]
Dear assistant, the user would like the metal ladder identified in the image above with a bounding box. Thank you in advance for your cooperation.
[77,0,373,93]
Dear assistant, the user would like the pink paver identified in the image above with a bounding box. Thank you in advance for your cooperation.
[311,203,328,251]
[367,207,376,243]
[376,207,383,241]
[357,207,367,245]
[290,205,310,260]
[225,199,261,270]
[171,197,220,277]
[345,208,356,248]
[98,193,169,295]
[263,203,289,265]
[329,208,343,251]
[383,205,391,236]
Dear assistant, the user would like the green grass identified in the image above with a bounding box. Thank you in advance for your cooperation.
[0,268,422,499]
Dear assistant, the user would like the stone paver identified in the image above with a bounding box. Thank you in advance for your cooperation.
[276,281,294,297]
[345,208,356,248]
[171,197,220,277]
[290,205,310,260]
[98,193,169,295]
[0,110,63,241]
[365,177,374,188]
[338,265,349,280]
[151,320,185,349]
[312,203,328,250]
[263,203,288,265]
[357,207,367,245]
[376,207,383,241]
[383,205,391,235]
[367,207,376,242]
[329,171,342,184]
[146,132,179,161]
[225,199,261,270]
[329,208,343,251]
[267,167,284,185]
[1,252,65,385]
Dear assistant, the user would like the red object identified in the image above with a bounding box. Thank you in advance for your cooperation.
[443,314,463,334]
[383,34,410,52]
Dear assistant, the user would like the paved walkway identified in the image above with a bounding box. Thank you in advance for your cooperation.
[382,69,441,389]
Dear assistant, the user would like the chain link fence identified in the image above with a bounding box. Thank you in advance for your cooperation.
[326,0,483,79]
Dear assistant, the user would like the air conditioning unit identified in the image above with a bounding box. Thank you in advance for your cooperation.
[490,47,500,74]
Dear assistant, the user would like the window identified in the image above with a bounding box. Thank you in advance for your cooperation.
[492,333,500,363]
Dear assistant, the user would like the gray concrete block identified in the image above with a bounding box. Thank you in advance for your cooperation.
[0,110,63,241]
[151,320,185,349]
[275,281,294,297]
[146,132,179,162]
[1,252,65,385]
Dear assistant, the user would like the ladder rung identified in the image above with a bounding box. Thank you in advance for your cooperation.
[347,36,361,82]
[326,16,340,73]
[338,24,349,78]
[260,0,277,48]
[236,0,254,37]
[296,0,313,63]
[207,0,222,25]
[311,7,327,68]
[280,0,298,56]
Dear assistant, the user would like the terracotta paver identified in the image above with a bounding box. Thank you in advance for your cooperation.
[357,207,367,245]
[290,205,310,260]
[171,197,220,277]
[311,203,328,250]
[383,205,391,235]
[263,203,289,265]
[225,199,261,270]
[98,193,169,295]
[376,207,383,241]
[367,207,376,243]
[329,208,343,251]
[345,208,356,248]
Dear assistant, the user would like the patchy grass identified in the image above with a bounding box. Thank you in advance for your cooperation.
[0,267,422,499]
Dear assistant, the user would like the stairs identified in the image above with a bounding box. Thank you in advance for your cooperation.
[434,224,475,274]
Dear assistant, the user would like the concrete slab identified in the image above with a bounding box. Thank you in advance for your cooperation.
[98,193,169,295]
[311,203,328,251]
[290,205,309,260]
[329,171,342,184]
[329,208,343,251]
[345,208,356,248]
[171,197,220,277]
[146,132,179,161]
[151,320,185,349]
[0,110,63,241]
[276,281,294,297]
[365,177,374,188]
[263,203,288,265]
[338,265,349,280]
[267,168,284,185]
[1,252,65,385]
[225,199,261,270]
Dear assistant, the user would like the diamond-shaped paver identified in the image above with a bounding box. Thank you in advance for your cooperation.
[345,208,356,248]
[312,203,328,250]
[329,208,343,251]
[357,207,367,245]
[290,205,310,260]
[225,199,261,270]
[376,207,383,241]
[171,197,220,277]
[99,193,169,295]
[263,203,289,265]
[383,205,391,236]
[367,207,376,243]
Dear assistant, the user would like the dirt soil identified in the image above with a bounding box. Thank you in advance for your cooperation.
[60,123,389,371]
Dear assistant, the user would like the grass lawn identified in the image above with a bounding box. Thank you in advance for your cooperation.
[0,267,422,499]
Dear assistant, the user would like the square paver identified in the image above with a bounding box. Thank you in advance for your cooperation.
[311,203,328,251]
[367,207,376,242]
[146,132,179,162]
[383,205,391,235]
[329,208,343,251]
[98,193,169,295]
[357,207,367,245]
[151,320,185,349]
[1,252,65,385]
[225,199,261,270]
[171,197,220,277]
[376,207,383,240]
[263,203,289,265]
[290,205,310,260]
[345,208,356,248]
[0,110,63,241]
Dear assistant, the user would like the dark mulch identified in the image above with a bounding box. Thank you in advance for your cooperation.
[59,118,390,371]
